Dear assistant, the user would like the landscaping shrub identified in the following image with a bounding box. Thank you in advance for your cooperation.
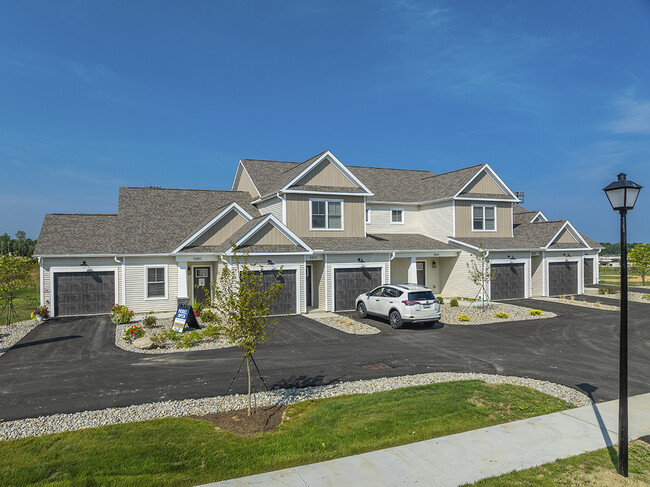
[178,330,202,348]
[457,314,470,322]
[200,325,222,339]
[150,332,166,347]
[606,287,618,295]
[437,297,444,304]
[594,301,601,308]
[123,325,145,342]
[643,294,650,300]
[111,305,134,324]
[450,298,459,307]
[164,329,181,341]
[200,309,218,323]
[598,287,607,295]
[141,315,157,328]
[494,311,509,319]
[529,309,543,316]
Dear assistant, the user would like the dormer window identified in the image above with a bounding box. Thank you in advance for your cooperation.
[310,199,343,230]
[473,205,496,231]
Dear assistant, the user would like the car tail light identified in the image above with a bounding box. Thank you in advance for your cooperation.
[432,299,439,304]
[402,300,420,306]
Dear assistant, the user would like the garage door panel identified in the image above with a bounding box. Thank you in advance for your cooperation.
[54,271,115,316]
[491,263,525,300]
[334,267,382,311]
[549,262,578,296]
[259,270,296,315]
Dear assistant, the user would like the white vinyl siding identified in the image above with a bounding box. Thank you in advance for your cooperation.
[391,208,404,224]
[145,265,167,299]
[256,197,283,221]
[126,257,178,313]
[437,250,481,298]
[365,205,420,234]
[419,201,454,240]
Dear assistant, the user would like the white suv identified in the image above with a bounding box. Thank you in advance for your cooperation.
[355,283,441,329]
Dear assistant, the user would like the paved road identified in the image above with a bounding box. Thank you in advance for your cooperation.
[1,297,648,422]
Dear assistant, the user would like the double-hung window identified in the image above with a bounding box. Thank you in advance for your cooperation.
[311,200,343,230]
[146,266,167,299]
[472,205,496,231]
[391,208,404,224]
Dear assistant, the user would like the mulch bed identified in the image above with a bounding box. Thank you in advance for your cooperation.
[188,404,287,436]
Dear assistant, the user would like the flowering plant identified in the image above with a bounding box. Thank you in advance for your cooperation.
[123,324,145,342]
[31,305,49,321]
[111,304,134,324]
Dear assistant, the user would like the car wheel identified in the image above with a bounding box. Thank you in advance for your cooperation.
[357,302,367,318]
[389,310,403,329]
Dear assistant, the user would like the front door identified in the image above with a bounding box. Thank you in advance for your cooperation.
[416,261,426,286]
[193,267,211,305]
[306,265,312,307]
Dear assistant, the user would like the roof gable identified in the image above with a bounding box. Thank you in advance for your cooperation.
[546,221,589,249]
[231,162,260,197]
[454,165,519,201]
[226,214,312,254]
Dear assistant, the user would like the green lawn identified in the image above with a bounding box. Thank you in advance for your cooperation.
[469,440,650,486]
[0,285,40,323]
[0,381,573,487]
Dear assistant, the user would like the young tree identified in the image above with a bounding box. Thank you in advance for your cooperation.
[0,255,33,325]
[629,243,650,285]
[211,247,283,415]
[466,246,496,310]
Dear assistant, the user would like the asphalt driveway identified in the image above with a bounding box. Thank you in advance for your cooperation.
[1,297,648,422]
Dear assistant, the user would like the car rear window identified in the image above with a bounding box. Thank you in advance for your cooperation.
[408,291,435,301]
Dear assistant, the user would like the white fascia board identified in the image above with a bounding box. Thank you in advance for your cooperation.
[454,197,519,203]
[230,251,312,256]
[453,164,519,200]
[447,238,541,253]
[171,202,254,254]
[283,189,373,197]
[283,151,374,195]
[227,214,313,254]
[365,201,422,206]
[231,161,261,197]
[544,221,590,250]
[312,249,459,255]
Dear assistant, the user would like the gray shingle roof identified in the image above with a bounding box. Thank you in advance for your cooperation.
[580,233,604,249]
[303,233,456,252]
[513,210,540,226]
[116,188,260,254]
[34,214,117,255]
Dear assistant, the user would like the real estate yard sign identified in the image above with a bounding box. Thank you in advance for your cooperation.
[172,305,199,332]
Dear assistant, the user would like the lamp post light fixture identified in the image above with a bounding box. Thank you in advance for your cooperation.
[603,173,642,477]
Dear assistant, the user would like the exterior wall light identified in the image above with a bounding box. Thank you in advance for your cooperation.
[603,172,642,477]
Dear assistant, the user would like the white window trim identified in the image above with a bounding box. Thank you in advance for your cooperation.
[309,198,345,231]
[144,264,169,300]
[365,206,371,224]
[390,207,404,225]
[471,204,497,232]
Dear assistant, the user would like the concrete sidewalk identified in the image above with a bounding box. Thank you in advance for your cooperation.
[200,392,650,487]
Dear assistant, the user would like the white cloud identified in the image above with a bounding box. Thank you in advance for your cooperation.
[604,91,650,135]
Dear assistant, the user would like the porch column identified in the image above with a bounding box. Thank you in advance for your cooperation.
[407,257,418,283]
[177,261,189,299]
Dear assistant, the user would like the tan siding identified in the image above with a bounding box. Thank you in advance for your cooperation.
[419,201,454,240]
[309,260,324,309]
[531,255,543,296]
[125,257,178,313]
[256,197,283,221]
[295,160,357,188]
[455,201,513,238]
[553,228,579,245]
[390,258,409,284]
[366,205,420,234]
[438,251,481,298]
[233,166,259,197]
[285,194,365,237]
[462,171,507,195]
[242,223,293,246]
[41,257,123,311]
[192,211,247,247]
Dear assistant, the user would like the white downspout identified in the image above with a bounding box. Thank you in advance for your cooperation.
[115,256,126,305]
[38,257,44,307]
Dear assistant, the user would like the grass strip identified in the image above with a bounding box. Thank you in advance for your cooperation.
[0,380,572,486]
[469,440,650,486]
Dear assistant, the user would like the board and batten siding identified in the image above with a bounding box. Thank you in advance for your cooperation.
[531,254,544,296]
[365,204,420,234]
[419,201,454,240]
[41,257,123,310]
[553,228,580,245]
[309,259,324,309]
[454,201,513,238]
[256,197,283,221]
[242,223,294,246]
[192,211,248,247]
[285,194,365,237]
[233,166,260,197]
[460,171,507,196]
[125,257,179,313]
[437,250,481,298]
[294,160,357,188]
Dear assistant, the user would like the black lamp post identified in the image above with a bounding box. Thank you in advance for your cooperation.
[603,172,642,477]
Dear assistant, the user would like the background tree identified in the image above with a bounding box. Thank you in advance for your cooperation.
[210,247,283,415]
[628,243,650,285]
[466,246,496,310]
[0,231,37,257]
[0,255,33,324]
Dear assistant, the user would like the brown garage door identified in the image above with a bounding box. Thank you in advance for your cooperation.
[53,271,115,316]
[260,269,296,315]
[491,263,525,300]
[334,267,382,311]
[549,262,578,296]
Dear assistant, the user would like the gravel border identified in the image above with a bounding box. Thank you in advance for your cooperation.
[309,314,380,334]
[584,288,650,304]
[0,320,40,357]
[0,372,589,441]
[538,296,618,311]
[441,301,556,325]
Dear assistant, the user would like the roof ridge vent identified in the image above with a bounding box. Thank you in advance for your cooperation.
[141,185,162,189]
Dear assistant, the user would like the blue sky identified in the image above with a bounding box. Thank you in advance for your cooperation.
[1,1,649,243]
